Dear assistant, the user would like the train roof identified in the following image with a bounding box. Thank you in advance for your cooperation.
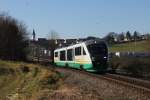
[54,39,106,51]
[84,39,106,45]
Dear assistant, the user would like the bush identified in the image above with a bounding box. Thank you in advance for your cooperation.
[20,66,30,73]
[39,71,61,89]
[109,56,150,78]
[0,67,15,75]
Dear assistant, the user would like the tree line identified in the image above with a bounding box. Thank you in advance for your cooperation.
[104,31,150,44]
[0,13,29,60]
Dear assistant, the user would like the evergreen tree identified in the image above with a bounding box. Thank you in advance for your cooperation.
[133,31,138,40]
[126,31,132,41]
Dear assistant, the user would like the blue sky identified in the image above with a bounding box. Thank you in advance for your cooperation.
[0,0,150,39]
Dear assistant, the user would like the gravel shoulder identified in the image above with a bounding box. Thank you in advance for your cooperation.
[48,68,150,100]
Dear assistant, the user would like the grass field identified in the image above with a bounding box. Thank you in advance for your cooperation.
[0,60,63,100]
[109,40,150,52]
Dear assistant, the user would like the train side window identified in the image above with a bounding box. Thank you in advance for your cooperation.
[60,50,66,61]
[67,49,73,61]
[83,48,86,55]
[55,52,58,57]
[75,47,81,56]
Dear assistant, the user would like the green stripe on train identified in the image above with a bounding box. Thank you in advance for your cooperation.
[54,61,93,69]
[54,61,107,72]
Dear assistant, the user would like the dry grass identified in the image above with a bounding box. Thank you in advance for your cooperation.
[0,60,63,100]
[0,60,149,100]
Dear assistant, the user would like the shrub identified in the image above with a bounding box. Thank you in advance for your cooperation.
[32,67,39,77]
[20,66,30,73]
[39,71,61,90]
[109,56,150,78]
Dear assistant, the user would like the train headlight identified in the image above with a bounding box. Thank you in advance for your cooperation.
[104,56,107,59]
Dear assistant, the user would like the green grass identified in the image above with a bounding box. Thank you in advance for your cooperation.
[109,40,150,52]
[0,60,63,100]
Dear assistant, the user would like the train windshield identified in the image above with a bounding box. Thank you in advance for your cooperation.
[87,43,107,56]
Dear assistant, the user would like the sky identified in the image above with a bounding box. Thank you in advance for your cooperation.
[0,0,150,39]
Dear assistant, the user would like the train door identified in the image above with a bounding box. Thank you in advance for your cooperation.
[74,45,89,69]
[54,51,59,64]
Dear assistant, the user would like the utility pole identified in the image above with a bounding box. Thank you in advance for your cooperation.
[134,38,136,52]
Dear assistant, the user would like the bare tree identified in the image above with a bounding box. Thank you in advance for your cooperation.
[118,33,125,41]
[47,30,60,63]
[0,13,29,60]
[48,30,59,40]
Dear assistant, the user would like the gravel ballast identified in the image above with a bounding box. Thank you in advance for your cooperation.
[48,68,150,100]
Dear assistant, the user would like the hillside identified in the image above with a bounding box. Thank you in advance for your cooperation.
[109,40,150,52]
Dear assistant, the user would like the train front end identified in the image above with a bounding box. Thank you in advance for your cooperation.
[86,40,108,72]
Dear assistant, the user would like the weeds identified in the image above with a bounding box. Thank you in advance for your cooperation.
[32,67,39,77]
[0,60,63,99]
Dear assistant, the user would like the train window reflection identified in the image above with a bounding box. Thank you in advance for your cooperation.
[67,49,73,61]
[87,44,106,55]
[60,51,66,60]
[75,47,81,56]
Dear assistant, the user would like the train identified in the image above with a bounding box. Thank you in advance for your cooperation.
[54,40,108,72]
[28,39,108,72]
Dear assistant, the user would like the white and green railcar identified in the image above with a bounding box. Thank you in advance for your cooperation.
[54,40,108,72]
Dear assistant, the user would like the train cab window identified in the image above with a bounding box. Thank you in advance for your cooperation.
[83,48,86,55]
[87,43,107,56]
[60,51,66,61]
[75,47,81,56]
[55,52,58,57]
[67,49,73,61]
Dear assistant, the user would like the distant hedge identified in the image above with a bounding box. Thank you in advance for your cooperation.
[0,13,29,60]
[109,56,150,78]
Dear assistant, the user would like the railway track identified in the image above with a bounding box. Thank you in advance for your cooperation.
[100,74,150,95]
[28,57,150,100]
[104,73,150,90]
[54,67,150,96]
[28,58,150,96]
